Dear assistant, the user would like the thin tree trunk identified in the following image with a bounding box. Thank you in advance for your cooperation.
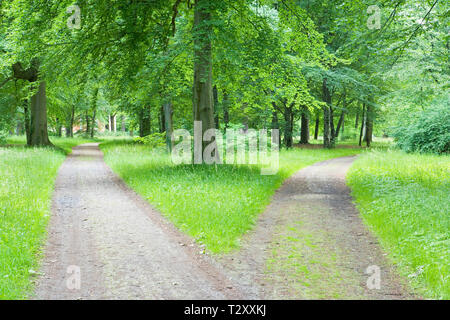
[163,102,174,152]
[335,111,345,138]
[322,78,332,148]
[359,104,366,147]
[223,90,229,129]
[85,112,90,135]
[283,107,293,148]
[213,85,219,129]
[314,111,320,140]
[271,110,281,147]
[365,103,373,147]
[23,99,31,144]
[56,118,62,137]
[159,106,165,133]
[139,107,151,137]
[90,88,98,138]
[121,116,126,132]
[300,106,309,144]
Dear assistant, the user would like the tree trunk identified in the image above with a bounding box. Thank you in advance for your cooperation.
[359,104,366,147]
[213,85,219,129]
[139,107,151,137]
[300,106,309,144]
[56,118,62,137]
[335,111,345,138]
[159,106,165,133]
[121,116,126,132]
[271,110,281,147]
[322,78,332,148]
[85,112,90,135]
[283,106,293,148]
[193,0,216,159]
[23,99,31,145]
[90,88,98,138]
[16,121,23,136]
[365,103,373,147]
[223,90,229,129]
[355,108,359,129]
[163,102,174,152]
[314,111,320,140]
[29,81,52,146]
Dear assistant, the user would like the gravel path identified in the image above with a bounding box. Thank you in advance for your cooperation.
[215,156,414,299]
[33,143,241,300]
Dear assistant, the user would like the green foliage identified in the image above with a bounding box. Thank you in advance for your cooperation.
[348,150,450,299]
[133,133,166,149]
[391,101,450,154]
[0,131,7,144]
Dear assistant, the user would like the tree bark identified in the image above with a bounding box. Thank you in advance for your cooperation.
[23,99,31,145]
[365,103,373,147]
[90,88,98,138]
[359,104,366,147]
[300,106,309,144]
[139,107,151,137]
[314,111,320,140]
[223,90,229,129]
[271,110,281,147]
[85,112,90,136]
[13,60,51,146]
[283,106,293,148]
[193,0,216,157]
[29,81,51,146]
[163,102,174,152]
[335,111,345,138]
[322,78,333,148]
[213,85,219,129]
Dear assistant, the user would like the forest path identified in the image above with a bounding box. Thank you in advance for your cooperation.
[215,156,414,299]
[33,143,241,300]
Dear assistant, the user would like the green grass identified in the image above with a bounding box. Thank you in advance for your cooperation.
[101,140,361,253]
[347,150,450,299]
[0,137,98,299]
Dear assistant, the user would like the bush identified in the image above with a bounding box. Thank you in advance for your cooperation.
[391,103,450,154]
[0,130,8,145]
[133,132,166,149]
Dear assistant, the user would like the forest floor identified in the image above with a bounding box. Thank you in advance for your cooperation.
[32,143,413,299]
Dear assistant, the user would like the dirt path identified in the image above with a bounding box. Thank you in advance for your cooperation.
[215,156,414,299]
[33,143,241,300]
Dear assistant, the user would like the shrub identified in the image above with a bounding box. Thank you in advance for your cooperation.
[133,132,166,149]
[0,130,8,145]
[391,103,450,154]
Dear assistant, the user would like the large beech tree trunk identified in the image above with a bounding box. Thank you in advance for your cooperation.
[13,60,51,146]
[300,106,309,144]
[29,81,51,146]
[193,0,216,159]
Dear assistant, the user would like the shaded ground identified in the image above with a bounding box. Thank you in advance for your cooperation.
[214,157,414,299]
[33,143,241,300]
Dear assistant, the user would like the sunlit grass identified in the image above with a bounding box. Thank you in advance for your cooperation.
[101,141,361,253]
[0,137,98,299]
[347,150,450,299]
